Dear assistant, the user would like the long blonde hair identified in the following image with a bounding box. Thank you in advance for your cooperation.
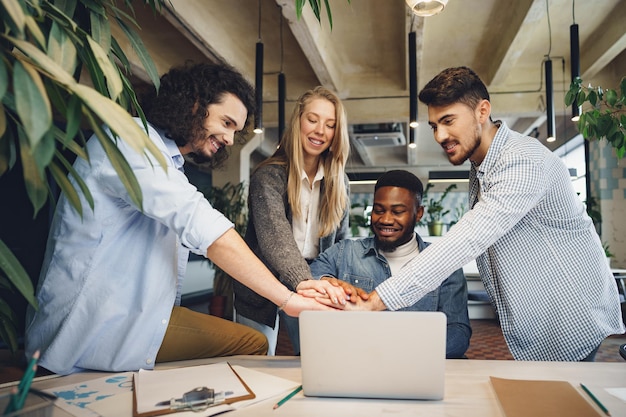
[256,86,350,236]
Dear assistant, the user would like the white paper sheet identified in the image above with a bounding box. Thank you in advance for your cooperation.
[86,365,300,417]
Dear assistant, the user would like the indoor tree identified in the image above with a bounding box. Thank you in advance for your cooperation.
[565,76,626,157]
[0,0,166,352]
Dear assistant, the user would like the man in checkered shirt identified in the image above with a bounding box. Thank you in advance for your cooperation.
[344,66,624,361]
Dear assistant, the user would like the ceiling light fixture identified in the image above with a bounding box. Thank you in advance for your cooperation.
[408,21,418,149]
[544,0,555,143]
[278,5,286,140]
[253,0,264,135]
[570,0,581,122]
[405,0,448,17]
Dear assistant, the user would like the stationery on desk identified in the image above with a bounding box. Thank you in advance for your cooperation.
[2,350,42,415]
[490,376,609,417]
[132,362,254,417]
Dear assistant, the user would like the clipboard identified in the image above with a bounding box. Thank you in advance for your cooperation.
[132,362,255,417]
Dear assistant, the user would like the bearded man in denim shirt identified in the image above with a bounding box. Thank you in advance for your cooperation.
[310,170,472,358]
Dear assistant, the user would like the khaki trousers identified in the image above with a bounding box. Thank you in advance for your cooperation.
[156,306,268,363]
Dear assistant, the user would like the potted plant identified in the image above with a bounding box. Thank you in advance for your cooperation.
[420,183,457,236]
[565,76,626,157]
[448,202,467,229]
[350,200,370,237]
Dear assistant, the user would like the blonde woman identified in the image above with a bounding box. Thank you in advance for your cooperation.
[234,86,351,355]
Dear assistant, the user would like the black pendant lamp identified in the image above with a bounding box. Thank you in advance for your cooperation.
[254,1,264,134]
[408,30,418,149]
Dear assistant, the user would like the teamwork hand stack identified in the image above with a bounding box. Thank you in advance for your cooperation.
[3,350,39,415]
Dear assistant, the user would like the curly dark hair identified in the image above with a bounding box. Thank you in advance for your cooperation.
[141,62,256,168]
[418,66,490,111]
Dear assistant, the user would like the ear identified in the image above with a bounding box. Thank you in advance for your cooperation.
[415,205,424,223]
[476,99,491,124]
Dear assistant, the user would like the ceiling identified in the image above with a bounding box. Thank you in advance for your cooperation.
[119,0,626,181]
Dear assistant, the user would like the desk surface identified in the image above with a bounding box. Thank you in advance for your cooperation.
[15,356,626,417]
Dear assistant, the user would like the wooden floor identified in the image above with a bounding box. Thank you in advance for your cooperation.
[275,317,626,362]
[2,315,624,386]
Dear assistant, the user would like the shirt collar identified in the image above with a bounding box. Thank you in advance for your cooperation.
[158,129,185,171]
[300,163,325,184]
[472,120,507,177]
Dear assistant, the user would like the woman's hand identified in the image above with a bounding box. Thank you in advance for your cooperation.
[281,292,345,317]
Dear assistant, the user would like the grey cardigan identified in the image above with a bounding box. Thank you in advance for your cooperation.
[233,164,350,327]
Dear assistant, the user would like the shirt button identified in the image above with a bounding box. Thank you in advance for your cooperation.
[355,279,359,284]
[146,358,153,364]
[162,319,167,324]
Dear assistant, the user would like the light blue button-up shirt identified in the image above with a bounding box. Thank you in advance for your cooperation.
[25,119,234,374]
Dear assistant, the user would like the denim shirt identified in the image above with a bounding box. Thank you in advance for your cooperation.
[310,234,471,358]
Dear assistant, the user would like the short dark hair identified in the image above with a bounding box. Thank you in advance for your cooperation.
[418,66,490,110]
[375,170,424,204]
[141,62,255,168]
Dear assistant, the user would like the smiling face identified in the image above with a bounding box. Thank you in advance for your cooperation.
[371,186,423,252]
[427,100,491,166]
[299,98,336,162]
[178,93,248,163]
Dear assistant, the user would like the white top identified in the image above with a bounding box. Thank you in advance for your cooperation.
[292,164,324,259]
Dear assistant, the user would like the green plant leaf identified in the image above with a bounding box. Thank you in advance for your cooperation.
[8,36,77,86]
[86,36,123,100]
[90,9,112,53]
[0,57,7,100]
[48,20,78,74]
[13,59,52,149]
[0,239,37,309]
[606,89,617,107]
[0,0,26,37]
[64,95,82,145]
[53,147,94,211]
[48,158,84,216]
[18,127,48,217]
[24,14,46,48]
[114,17,160,90]
[0,118,16,176]
[0,298,19,353]
[588,89,597,107]
[85,110,144,210]
[72,83,166,170]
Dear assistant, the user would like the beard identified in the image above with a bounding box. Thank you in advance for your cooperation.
[449,123,481,166]
[186,135,229,167]
[373,217,417,252]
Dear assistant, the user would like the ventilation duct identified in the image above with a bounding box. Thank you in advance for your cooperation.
[350,123,406,147]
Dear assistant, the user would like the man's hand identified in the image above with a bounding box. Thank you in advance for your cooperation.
[296,278,350,306]
[342,290,387,311]
[320,276,369,302]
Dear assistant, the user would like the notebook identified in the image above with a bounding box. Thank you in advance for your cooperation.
[299,310,446,400]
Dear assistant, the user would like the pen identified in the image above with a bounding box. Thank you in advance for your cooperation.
[580,383,610,416]
[4,350,40,414]
[273,385,302,410]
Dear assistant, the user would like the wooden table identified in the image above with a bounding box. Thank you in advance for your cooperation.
[9,356,625,417]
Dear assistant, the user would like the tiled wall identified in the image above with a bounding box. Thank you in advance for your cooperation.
[590,140,626,268]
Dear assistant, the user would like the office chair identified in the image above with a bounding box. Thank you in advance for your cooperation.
[620,343,626,360]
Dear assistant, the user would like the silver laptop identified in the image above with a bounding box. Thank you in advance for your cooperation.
[299,310,446,400]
